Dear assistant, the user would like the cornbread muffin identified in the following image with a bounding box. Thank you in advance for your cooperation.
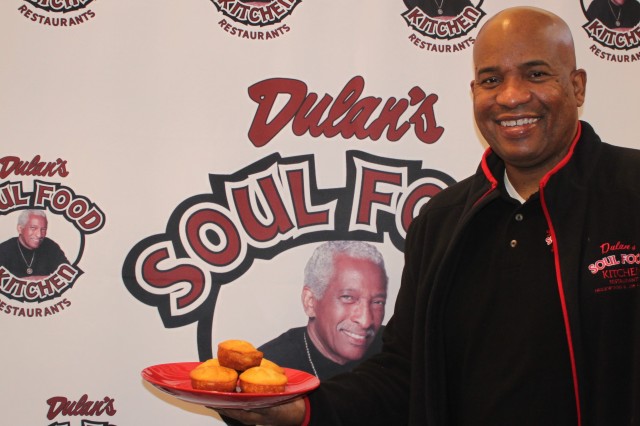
[190,364,238,392]
[217,339,263,371]
[239,366,288,393]
[260,358,285,375]
[199,358,220,367]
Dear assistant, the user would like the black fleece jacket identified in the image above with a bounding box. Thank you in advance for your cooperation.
[308,121,640,426]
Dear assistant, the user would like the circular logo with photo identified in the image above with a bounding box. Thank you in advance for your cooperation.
[211,0,302,40]
[582,0,640,55]
[402,0,485,38]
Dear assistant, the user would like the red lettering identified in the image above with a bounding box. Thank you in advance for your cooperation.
[353,167,403,229]
[285,168,331,228]
[46,394,117,420]
[403,5,482,39]
[247,77,443,146]
[33,182,105,232]
[141,246,207,309]
[0,182,30,212]
[185,208,242,267]
[408,89,443,143]
[0,155,68,178]
[584,19,640,50]
[0,264,78,301]
[601,241,633,254]
[231,175,295,242]
[248,78,307,147]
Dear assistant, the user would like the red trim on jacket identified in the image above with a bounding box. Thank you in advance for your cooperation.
[539,121,583,426]
[475,147,499,206]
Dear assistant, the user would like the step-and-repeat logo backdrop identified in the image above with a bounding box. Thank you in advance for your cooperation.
[2,0,638,424]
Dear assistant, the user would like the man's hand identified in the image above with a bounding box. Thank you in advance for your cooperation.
[216,397,306,425]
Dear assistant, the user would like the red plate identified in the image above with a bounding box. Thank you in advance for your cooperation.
[141,362,320,409]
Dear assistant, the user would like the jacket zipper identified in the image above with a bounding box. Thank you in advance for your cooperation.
[538,122,583,426]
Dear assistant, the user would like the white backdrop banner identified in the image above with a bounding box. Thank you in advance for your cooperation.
[2,0,639,424]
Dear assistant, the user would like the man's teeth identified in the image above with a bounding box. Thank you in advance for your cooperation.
[343,331,366,340]
[500,117,539,127]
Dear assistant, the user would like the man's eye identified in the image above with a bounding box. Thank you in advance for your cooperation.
[340,295,355,303]
[530,71,547,79]
[480,76,500,86]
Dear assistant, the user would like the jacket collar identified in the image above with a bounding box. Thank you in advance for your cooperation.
[477,121,601,193]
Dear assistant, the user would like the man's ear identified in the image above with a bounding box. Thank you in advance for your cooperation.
[302,286,317,318]
[572,68,587,107]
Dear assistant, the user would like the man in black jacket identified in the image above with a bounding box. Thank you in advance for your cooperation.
[218,6,640,425]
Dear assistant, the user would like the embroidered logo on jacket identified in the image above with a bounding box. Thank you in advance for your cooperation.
[588,241,640,293]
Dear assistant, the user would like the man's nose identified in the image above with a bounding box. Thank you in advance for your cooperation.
[496,77,531,108]
[352,301,374,328]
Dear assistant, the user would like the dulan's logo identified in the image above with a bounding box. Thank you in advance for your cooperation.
[246,76,445,147]
[402,0,485,52]
[123,75,456,359]
[582,0,640,62]
[212,0,302,41]
[17,0,97,27]
[123,151,455,359]
[587,240,640,294]
[46,394,117,426]
[0,155,105,318]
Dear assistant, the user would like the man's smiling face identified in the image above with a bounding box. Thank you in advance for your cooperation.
[305,254,387,364]
[18,214,48,250]
[471,9,586,178]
